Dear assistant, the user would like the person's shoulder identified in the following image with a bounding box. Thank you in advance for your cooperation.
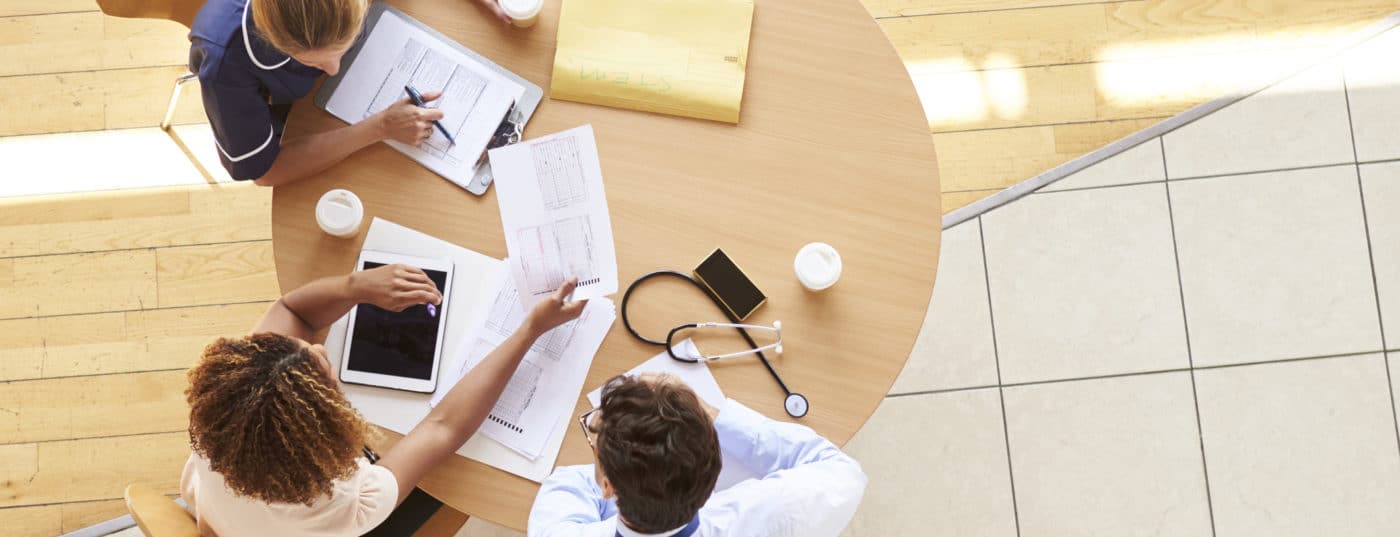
[189,0,254,84]
[190,0,244,46]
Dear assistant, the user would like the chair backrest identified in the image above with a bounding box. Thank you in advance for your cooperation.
[124,483,201,537]
[96,0,206,30]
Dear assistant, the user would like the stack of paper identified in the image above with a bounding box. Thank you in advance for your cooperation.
[432,266,615,460]
[551,0,755,123]
[326,218,613,482]
[489,124,619,307]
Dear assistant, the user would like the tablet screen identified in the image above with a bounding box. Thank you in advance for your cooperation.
[345,262,449,380]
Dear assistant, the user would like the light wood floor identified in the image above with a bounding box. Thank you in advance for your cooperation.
[1,1,1395,535]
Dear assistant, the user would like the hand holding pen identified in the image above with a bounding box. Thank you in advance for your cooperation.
[405,84,456,146]
[375,88,447,146]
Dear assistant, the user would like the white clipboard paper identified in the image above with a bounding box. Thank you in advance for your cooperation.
[315,2,543,196]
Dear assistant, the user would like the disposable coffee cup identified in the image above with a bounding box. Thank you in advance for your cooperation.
[794,242,842,291]
[501,0,542,28]
[316,189,364,239]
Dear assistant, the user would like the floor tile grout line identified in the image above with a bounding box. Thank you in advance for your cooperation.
[1161,140,1218,537]
[887,384,1001,398]
[0,429,187,448]
[0,298,274,323]
[944,156,1400,207]
[888,349,1392,398]
[0,367,190,386]
[0,238,271,262]
[871,0,1141,20]
[1340,64,1400,462]
[977,216,1022,537]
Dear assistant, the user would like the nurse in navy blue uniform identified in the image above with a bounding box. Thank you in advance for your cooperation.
[189,0,512,187]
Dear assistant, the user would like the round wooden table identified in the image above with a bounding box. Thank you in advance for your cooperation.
[274,0,940,529]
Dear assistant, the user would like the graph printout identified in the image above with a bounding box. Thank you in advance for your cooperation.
[489,125,619,306]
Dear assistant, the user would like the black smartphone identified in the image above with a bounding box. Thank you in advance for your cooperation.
[693,248,767,321]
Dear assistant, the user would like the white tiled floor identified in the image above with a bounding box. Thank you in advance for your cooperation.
[1170,165,1380,366]
[1161,62,1354,179]
[982,183,1187,383]
[1195,355,1400,537]
[1004,373,1211,537]
[890,222,998,393]
[851,17,1400,537]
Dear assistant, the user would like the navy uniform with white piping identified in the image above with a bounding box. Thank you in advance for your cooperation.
[188,0,326,180]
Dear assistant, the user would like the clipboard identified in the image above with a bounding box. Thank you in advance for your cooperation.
[315,2,543,196]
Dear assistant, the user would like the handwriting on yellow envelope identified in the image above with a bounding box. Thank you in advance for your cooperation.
[551,0,754,124]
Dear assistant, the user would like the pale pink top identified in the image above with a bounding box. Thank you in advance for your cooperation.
[181,453,399,537]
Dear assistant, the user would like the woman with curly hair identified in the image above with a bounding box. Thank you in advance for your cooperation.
[181,263,586,536]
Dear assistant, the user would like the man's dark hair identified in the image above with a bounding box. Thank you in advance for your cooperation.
[596,376,721,533]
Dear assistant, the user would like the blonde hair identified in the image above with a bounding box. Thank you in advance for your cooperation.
[186,333,375,505]
[251,0,368,55]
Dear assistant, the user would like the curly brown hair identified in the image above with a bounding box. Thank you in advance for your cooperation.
[186,333,372,506]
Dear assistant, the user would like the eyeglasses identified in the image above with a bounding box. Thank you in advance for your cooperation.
[578,407,600,447]
[578,375,626,447]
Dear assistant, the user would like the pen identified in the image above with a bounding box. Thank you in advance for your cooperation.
[404,84,455,146]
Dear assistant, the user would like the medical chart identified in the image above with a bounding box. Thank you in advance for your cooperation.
[490,125,619,306]
[432,266,615,459]
[323,8,522,187]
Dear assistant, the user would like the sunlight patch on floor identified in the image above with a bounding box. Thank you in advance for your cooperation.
[0,125,229,199]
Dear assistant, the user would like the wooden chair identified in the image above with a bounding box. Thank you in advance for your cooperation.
[124,484,200,537]
[95,0,206,130]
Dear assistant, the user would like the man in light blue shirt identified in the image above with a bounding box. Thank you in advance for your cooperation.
[529,374,867,537]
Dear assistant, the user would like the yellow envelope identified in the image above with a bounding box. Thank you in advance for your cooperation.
[551,0,754,124]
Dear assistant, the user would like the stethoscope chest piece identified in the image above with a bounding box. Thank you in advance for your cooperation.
[784,392,809,418]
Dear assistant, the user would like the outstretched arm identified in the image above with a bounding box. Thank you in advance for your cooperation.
[251,263,443,340]
[378,279,587,505]
[251,93,446,187]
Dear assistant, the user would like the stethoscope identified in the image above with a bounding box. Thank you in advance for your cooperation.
[620,270,810,418]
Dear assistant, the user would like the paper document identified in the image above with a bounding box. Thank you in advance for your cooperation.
[552,0,754,123]
[324,8,522,187]
[433,266,616,459]
[584,340,758,490]
[490,125,618,307]
[325,218,582,482]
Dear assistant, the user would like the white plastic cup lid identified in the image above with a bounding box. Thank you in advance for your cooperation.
[316,189,364,237]
[795,242,842,290]
[500,0,543,19]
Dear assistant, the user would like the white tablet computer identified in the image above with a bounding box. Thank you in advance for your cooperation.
[340,251,454,393]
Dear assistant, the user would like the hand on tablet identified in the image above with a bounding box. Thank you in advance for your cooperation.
[353,263,443,312]
[526,278,588,336]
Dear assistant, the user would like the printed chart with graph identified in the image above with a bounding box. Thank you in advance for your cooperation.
[484,283,583,359]
[494,125,619,306]
[516,216,602,297]
[473,307,595,448]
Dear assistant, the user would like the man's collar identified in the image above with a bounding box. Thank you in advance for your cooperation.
[615,515,700,537]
